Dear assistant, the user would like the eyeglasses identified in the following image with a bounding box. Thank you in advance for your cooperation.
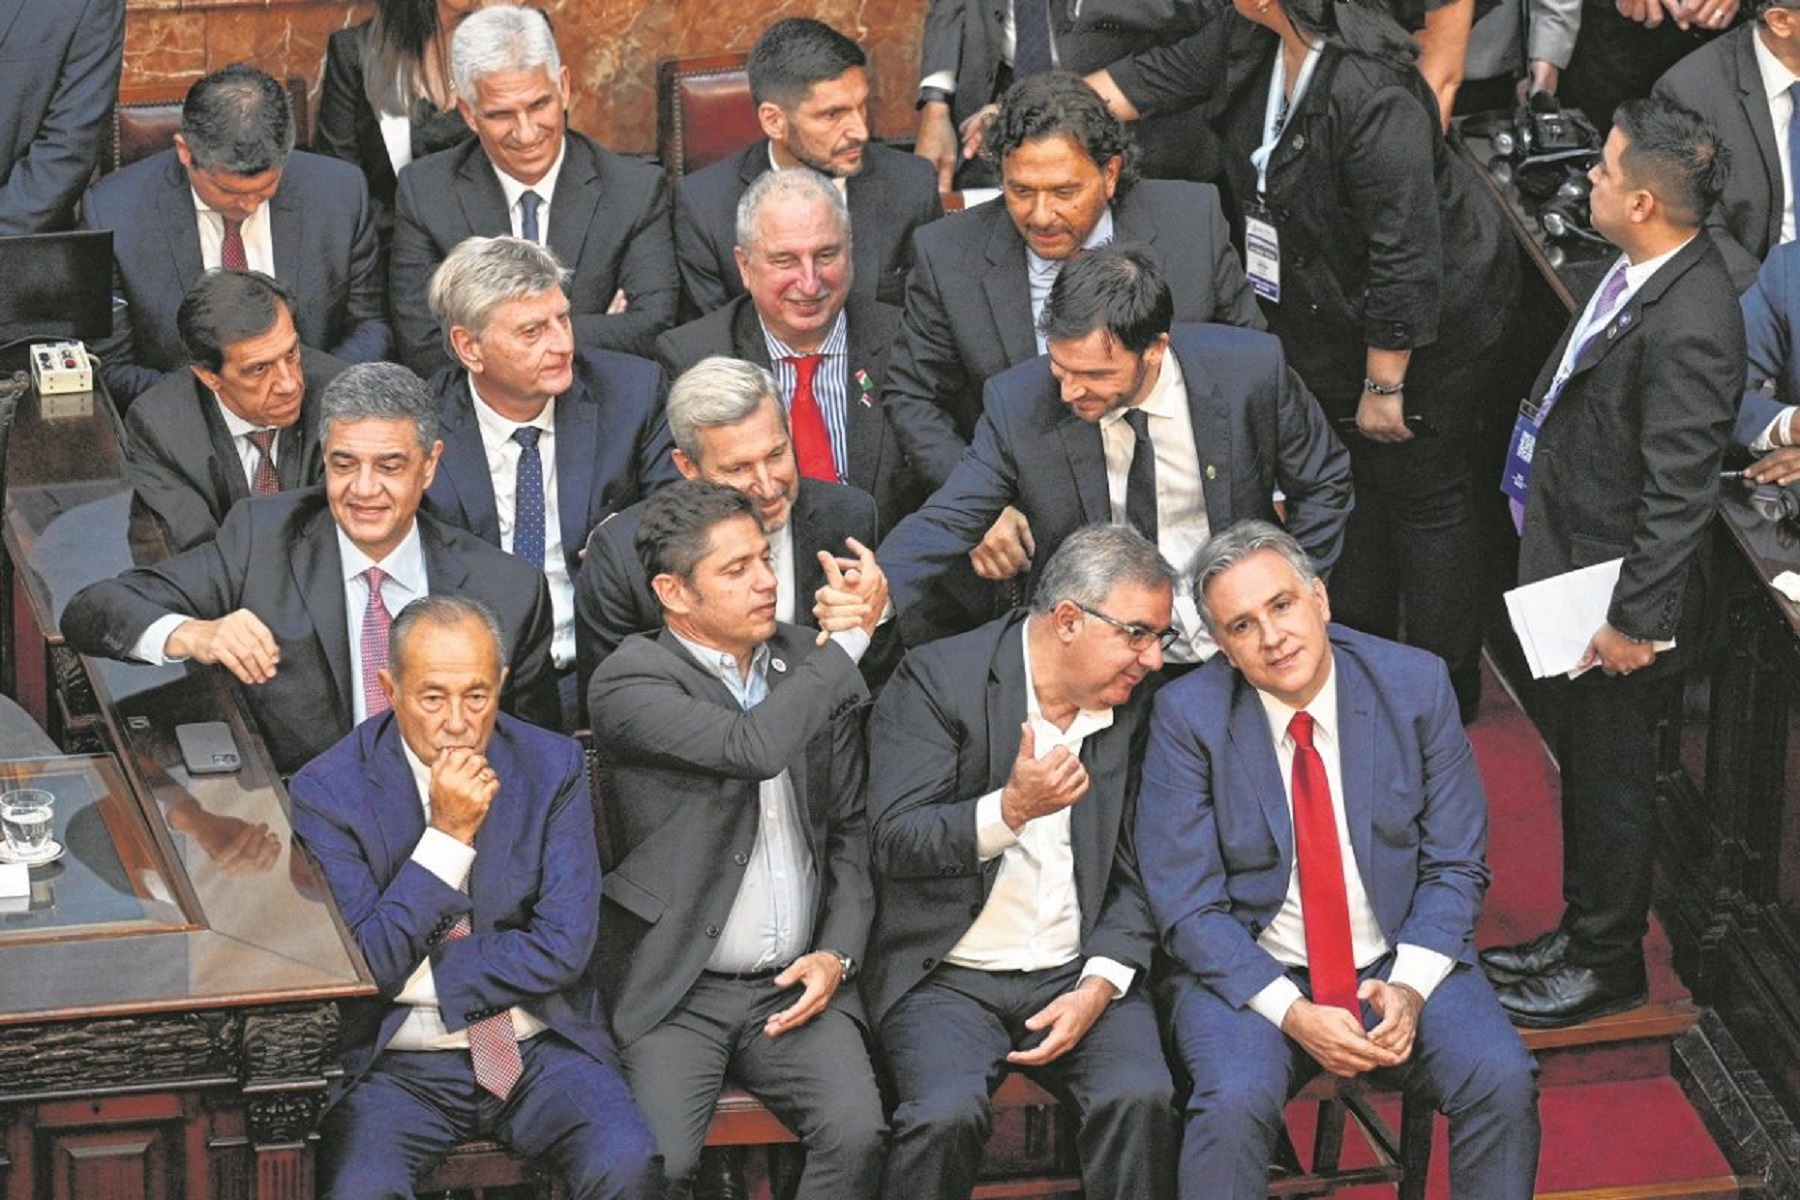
[1075,603,1179,652]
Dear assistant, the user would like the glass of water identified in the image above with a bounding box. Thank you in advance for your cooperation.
[0,788,55,859]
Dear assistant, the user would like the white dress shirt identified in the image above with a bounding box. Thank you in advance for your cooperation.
[1755,28,1800,248]
[190,187,274,275]
[493,141,567,244]
[1027,208,1115,352]
[214,397,283,491]
[1243,663,1454,1030]
[946,632,1136,998]
[468,383,573,668]
[379,111,414,177]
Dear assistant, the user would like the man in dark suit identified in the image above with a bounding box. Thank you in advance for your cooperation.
[864,524,1178,1200]
[660,169,920,531]
[289,595,660,1200]
[675,17,941,315]
[1137,520,1538,1198]
[1735,242,1800,484]
[61,363,559,776]
[1488,99,1744,1027]
[574,357,882,694]
[885,72,1263,499]
[391,5,677,378]
[1653,6,1800,290]
[0,0,124,233]
[422,235,679,722]
[123,270,343,552]
[588,481,887,1199]
[879,246,1351,653]
[81,63,388,405]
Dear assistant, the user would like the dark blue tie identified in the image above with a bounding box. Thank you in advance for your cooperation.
[512,426,545,571]
[520,189,543,244]
[1014,0,1055,77]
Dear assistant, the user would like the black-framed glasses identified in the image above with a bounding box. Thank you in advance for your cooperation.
[1075,603,1179,652]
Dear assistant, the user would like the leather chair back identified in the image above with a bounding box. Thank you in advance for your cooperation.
[655,53,760,183]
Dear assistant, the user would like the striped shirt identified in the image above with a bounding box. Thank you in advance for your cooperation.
[762,311,852,485]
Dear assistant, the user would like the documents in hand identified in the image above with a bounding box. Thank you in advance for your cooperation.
[1503,558,1674,679]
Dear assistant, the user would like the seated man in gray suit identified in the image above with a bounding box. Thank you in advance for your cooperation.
[864,524,1178,1200]
[123,269,344,552]
[588,479,888,1199]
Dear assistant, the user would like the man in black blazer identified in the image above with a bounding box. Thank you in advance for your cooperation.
[0,0,124,233]
[879,247,1351,653]
[81,64,388,405]
[574,357,883,695]
[660,169,920,531]
[391,5,677,378]
[864,524,1177,1200]
[885,72,1264,497]
[62,363,559,776]
[589,481,887,1199]
[123,270,344,552]
[675,17,941,315]
[421,236,679,721]
[1653,10,1800,290]
[1488,99,1744,1027]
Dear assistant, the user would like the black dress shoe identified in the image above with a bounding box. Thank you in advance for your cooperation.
[1493,958,1648,1029]
[1479,928,1571,980]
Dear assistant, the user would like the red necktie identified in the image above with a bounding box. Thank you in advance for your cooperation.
[221,217,248,271]
[360,567,393,719]
[1288,711,1359,1015]
[443,913,524,1099]
[246,429,279,495]
[784,354,837,482]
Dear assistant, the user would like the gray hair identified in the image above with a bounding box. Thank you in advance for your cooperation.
[1031,524,1175,613]
[318,362,440,453]
[1191,520,1318,636]
[389,595,507,679]
[666,357,788,462]
[734,168,853,254]
[429,236,570,341]
[180,63,295,175]
[451,6,561,99]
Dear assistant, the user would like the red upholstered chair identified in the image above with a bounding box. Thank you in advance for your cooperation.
[99,78,312,179]
[655,53,762,182]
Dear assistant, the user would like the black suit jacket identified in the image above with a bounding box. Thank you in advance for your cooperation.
[1654,26,1783,292]
[1518,235,1744,656]
[573,477,880,696]
[861,610,1156,1024]
[589,624,872,1047]
[654,293,922,529]
[60,489,559,774]
[878,323,1353,638]
[883,181,1265,489]
[0,0,123,234]
[391,131,678,376]
[423,349,680,584]
[122,347,345,551]
[81,148,390,404]
[673,139,942,315]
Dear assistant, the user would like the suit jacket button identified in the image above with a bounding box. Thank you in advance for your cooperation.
[705,924,720,938]
[923,957,936,970]
[733,852,748,865]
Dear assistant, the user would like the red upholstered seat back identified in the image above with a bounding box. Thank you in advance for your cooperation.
[656,53,761,182]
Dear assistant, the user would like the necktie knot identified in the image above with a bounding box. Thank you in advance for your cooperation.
[785,353,823,384]
[1123,407,1152,440]
[364,565,388,596]
[1288,710,1316,751]
[247,428,277,453]
[511,425,541,451]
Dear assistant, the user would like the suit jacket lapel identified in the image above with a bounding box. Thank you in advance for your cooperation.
[555,376,600,555]
[730,296,776,369]
[1558,238,1707,394]
[1056,412,1113,524]
[1735,33,1786,249]
[1227,679,1292,878]
[791,485,830,602]
[1173,337,1231,527]
[548,137,601,273]
[190,381,250,510]
[294,506,354,719]
[269,180,301,293]
[437,388,503,545]
[983,216,1039,366]
[468,732,525,917]
[456,147,511,236]
[1333,655,1376,892]
[840,297,887,491]
[984,621,1029,891]
[1073,712,1124,931]
[366,721,428,881]
[156,154,206,301]
[0,1,30,47]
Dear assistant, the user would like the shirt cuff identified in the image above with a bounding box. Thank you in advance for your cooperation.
[974,789,1021,860]
[919,70,957,95]
[1247,976,1305,1030]
[1388,944,1456,1005]
[133,613,190,664]
[827,626,872,664]
[1081,956,1136,999]
[1753,407,1797,452]
[412,827,477,889]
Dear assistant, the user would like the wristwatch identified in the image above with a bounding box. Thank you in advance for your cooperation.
[917,86,954,110]
[824,949,858,981]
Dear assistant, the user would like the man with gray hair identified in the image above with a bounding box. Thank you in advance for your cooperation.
[62,362,560,775]
[573,355,884,693]
[391,4,677,378]
[658,168,921,528]
[422,235,679,725]
[82,61,388,403]
[863,522,1179,1200]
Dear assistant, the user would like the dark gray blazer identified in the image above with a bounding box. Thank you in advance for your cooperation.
[121,347,345,551]
[861,610,1156,1025]
[391,131,678,377]
[0,0,123,234]
[883,181,1265,489]
[673,139,942,315]
[589,623,872,1047]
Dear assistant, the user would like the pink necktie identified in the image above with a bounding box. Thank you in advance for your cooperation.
[246,429,279,495]
[443,914,524,1099]
[360,567,393,718]
[1289,711,1359,1015]
[221,216,247,271]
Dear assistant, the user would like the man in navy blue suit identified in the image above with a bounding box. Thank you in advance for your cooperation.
[0,0,124,233]
[422,235,679,724]
[289,594,660,1200]
[1136,520,1538,1199]
[1734,243,1800,487]
[80,63,388,404]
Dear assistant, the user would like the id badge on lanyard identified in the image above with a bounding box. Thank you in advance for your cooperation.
[1246,42,1322,307]
[1244,199,1281,303]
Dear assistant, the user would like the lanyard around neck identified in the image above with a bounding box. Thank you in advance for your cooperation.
[1252,41,1324,197]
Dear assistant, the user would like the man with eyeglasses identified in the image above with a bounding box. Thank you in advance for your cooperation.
[877,244,1351,657]
[862,523,1179,1200]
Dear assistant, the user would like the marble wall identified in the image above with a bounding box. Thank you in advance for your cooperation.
[120,0,930,158]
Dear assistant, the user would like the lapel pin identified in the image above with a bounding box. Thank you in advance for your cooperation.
[770,657,788,673]
[1205,464,1218,480]
[855,370,875,407]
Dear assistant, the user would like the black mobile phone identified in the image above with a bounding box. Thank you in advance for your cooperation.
[176,721,242,774]
[1331,414,1439,439]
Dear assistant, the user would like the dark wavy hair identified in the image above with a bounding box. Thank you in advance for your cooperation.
[1283,0,1419,70]
[986,72,1141,200]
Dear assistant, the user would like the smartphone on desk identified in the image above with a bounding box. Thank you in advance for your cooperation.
[176,722,242,774]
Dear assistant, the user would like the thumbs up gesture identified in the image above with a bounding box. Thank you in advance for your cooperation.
[999,722,1090,832]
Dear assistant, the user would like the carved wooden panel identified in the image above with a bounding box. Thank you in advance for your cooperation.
[44,1125,177,1200]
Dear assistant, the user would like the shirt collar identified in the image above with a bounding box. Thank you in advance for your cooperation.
[761,308,849,362]
[213,395,276,439]
[670,628,770,688]
[1021,619,1116,741]
[1027,207,1117,281]
[401,737,434,810]
[1254,656,1339,749]
[336,521,428,593]
[1755,25,1800,102]
[1620,234,1694,294]
[1097,345,1185,430]
[468,379,556,445]
[492,139,568,212]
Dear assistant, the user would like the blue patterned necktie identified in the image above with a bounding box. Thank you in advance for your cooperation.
[1014,0,1055,77]
[520,189,543,244]
[512,426,545,571]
